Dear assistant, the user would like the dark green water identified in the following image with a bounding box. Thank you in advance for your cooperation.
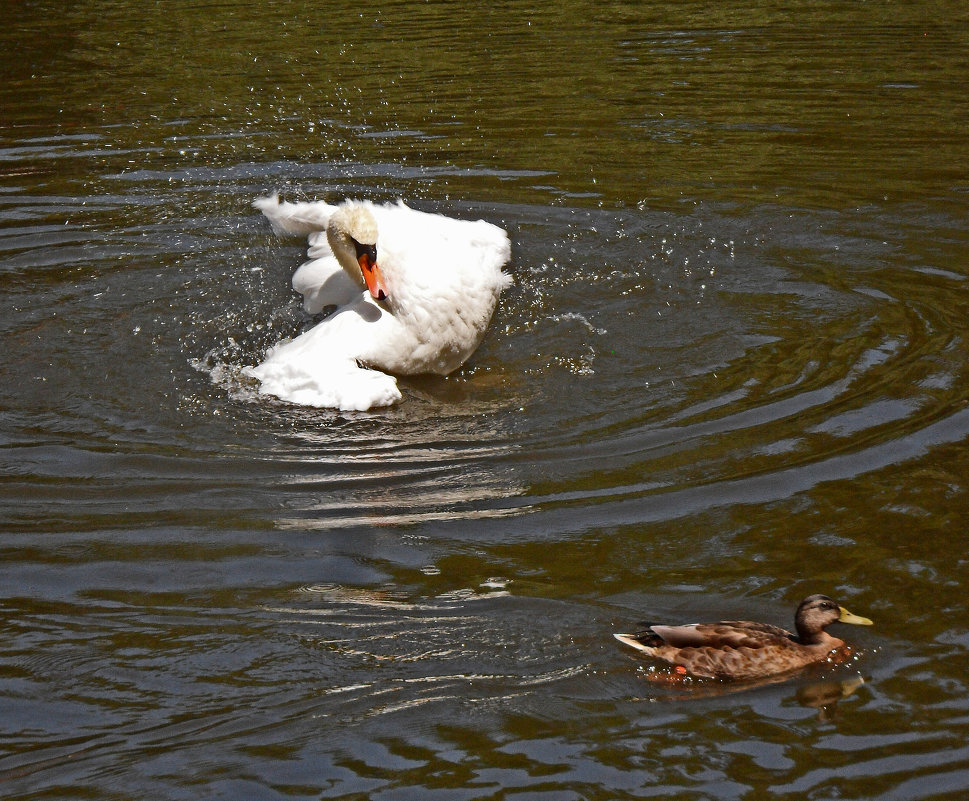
[2,1,969,798]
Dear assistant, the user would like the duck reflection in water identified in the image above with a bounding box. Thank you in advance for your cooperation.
[625,669,868,719]
[796,675,867,721]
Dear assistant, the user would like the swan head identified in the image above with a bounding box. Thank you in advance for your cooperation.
[327,204,389,301]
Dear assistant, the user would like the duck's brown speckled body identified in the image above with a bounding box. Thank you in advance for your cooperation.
[614,594,872,681]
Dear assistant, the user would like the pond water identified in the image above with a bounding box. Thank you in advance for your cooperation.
[2,1,969,798]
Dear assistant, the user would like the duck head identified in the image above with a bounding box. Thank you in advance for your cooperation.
[795,594,873,644]
[327,204,389,301]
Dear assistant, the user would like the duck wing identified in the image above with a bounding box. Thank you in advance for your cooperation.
[649,620,794,649]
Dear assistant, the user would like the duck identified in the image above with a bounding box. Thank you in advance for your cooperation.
[245,194,512,411]
[614,594,872,681]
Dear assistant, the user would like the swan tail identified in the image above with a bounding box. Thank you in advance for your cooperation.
[470,222,513,289]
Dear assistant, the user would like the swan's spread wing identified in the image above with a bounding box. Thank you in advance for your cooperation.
[253,194,338,237]
[254,198,363,314]
[245,344,401,411]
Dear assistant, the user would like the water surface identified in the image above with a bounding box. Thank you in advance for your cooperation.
[3,1,969,798]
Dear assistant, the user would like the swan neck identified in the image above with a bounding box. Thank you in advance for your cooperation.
[327,215,368,290]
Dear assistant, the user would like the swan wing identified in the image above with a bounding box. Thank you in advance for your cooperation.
[292,256,361,314]
[255,198,362,312]
[245,297,405,411]
[248,359,400,411]
[253,194,338,237]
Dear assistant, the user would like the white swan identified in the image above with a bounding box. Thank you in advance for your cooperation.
[245,194,512,411]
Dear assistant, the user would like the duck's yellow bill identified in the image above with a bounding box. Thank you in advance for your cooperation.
[839,607,873,626]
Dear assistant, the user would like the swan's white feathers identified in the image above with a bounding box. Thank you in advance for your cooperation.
[252,194,338,238]
[246,195,512,410]
[291,256,360,314]
[305,231,332,259]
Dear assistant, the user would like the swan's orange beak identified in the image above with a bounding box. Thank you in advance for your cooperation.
[357,246,388,301]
